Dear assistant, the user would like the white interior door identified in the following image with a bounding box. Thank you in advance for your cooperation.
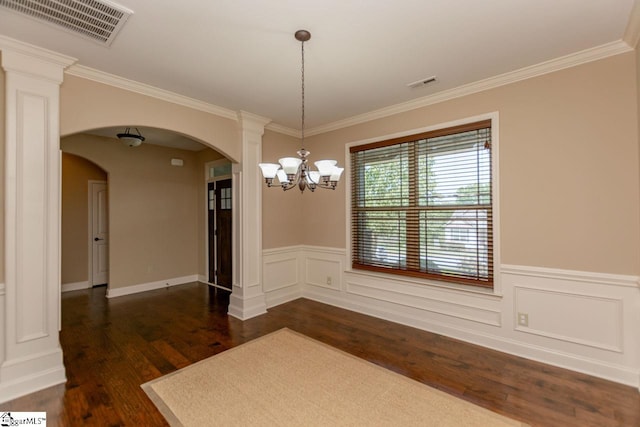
[91,181,109,286]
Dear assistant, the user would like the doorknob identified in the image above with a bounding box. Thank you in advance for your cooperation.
[94,237,104,241]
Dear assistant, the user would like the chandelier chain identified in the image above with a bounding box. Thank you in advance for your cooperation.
[301,39,305,146]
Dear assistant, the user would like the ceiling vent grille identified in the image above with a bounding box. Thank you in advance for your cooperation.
[0,0,132,46]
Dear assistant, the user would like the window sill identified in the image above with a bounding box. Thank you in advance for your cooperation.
[344,268,504,300]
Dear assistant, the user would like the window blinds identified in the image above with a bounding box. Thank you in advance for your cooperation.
[350,120,493,287]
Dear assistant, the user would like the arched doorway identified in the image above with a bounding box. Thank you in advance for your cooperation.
[61,153,109,292]
[61,128,229,298]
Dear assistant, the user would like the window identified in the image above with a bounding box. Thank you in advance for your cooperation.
[220,187,232,210]
[350,120,493,288]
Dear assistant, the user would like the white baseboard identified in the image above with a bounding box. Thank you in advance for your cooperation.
[197,274,232,292]
[265,284,301,309]
[0,366,66,404]
[228,293,267,320]
[106,275,199,298]
[0,348,66,404]
[61,281,90,293]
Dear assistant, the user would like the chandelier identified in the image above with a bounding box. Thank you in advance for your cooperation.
[259,30,343,193]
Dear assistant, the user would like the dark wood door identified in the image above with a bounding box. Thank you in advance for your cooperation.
[207,182,216,283]
[215,179,232,288]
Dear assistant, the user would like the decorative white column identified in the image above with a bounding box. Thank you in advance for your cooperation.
[0,39,75,403]
[228,111,270,320]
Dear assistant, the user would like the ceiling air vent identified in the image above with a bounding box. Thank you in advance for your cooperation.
[406,76,437,89]
[0,0,133,46]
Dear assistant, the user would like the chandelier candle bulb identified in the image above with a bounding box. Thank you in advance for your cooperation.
[330,167,344,182]
[308,171,321,184]
[258,163,279,179]
[315,160,337,177]
[279,157,303,175]
[276,170,290,184]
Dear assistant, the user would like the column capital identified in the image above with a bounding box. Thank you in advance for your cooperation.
[237,111,271,137]
[0,35,76,83]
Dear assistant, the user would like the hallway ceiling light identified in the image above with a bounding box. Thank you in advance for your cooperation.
[117,127,145,147]
[259,30,343,193]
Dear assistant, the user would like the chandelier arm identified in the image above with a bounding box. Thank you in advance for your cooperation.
[316,183,337,190]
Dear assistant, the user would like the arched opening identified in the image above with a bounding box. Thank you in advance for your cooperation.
[61,127,231,298]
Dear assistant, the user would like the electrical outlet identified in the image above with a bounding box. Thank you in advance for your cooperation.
[517,312,529,327]
[326,276,332,286]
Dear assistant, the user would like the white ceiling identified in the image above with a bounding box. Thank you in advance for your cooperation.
[0,0,636,146]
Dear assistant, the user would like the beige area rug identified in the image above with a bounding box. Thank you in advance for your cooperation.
[142,328,528,427]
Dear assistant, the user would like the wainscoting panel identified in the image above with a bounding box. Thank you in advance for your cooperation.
[502,266,640,385]
[346,279,502,327]
[261,246,640,388]
[303,247,345,292]
[264,257,298,292]
[305,260,342,291]
[514,286,623,352]
[263,246,302,308]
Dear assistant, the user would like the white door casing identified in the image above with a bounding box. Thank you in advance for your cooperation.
[89,181,109,286]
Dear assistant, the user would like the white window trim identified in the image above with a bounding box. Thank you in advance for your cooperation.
[344,112,502,296]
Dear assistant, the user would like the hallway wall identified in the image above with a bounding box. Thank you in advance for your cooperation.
[62,134,201,293]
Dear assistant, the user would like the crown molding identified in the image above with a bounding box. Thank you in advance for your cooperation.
[4,35,633,140]
[265,122,299,138]
[0,35,76,68]
[306,40,633,136]
[237,110,272,134]
[623,0,640,48]
[65,64,238,121]
[67,63,301,136]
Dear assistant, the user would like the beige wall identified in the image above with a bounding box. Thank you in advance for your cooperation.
[262,52,640,276]
[60,75,240,162]
[61,153,107,284]
[62,133,203,289]
[636,41,640,275]
[262,130,306,248]
[0,60,4,284]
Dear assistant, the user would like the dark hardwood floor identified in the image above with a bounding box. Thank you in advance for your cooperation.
[1,282,638,426]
